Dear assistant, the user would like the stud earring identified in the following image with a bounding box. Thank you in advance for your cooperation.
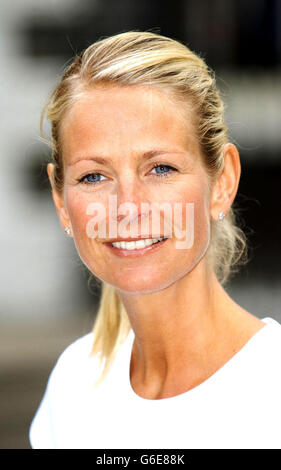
[218,212,225,221]
[64,227,71,235]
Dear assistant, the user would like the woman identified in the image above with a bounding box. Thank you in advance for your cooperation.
[29,31,281,449]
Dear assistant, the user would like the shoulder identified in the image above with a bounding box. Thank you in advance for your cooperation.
[260,317,281,347]
[244,317,281,384]
[262,317,281,363]
[54,332,95,367]
[36,331,101,414]
[29,332,99,448]
[47,332,101,389]
[247,317,281,360]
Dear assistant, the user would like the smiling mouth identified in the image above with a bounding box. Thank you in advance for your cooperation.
[111,237,166,250]
[103,236,168,252]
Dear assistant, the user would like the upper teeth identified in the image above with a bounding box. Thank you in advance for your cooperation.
[111,237,165,250]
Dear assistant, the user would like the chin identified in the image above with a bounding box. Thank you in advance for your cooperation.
[115,282,170,295]
[94,269,173,295]
[99,268,188,295]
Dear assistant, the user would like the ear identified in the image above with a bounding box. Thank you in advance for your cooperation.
[210,143,241,220]
[47,163,72,236]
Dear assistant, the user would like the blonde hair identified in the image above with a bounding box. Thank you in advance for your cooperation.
[43,31,248,382]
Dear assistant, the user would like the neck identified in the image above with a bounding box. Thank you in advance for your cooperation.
[118,259,263,399]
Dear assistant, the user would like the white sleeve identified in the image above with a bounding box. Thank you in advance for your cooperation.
[29,378,56,449]
[29,353,64,449]
[29,333,95,449]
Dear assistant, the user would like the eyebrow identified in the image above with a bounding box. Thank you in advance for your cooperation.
[69,149,187,166]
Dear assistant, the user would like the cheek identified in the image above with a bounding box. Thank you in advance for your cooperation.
[177,183,211,253]
[65,190,96,239]
[193,187,210,229]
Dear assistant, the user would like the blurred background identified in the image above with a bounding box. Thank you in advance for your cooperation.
[0,0,280,449]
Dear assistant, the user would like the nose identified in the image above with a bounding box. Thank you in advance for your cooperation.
[114,171,150,223]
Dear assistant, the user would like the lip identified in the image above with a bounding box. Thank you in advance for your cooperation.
[103,236,164,243]
[103,237,169,257]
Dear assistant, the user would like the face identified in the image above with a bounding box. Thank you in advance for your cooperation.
[53,85,213,294]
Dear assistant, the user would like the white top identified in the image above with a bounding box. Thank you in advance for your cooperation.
[30,317,281,449]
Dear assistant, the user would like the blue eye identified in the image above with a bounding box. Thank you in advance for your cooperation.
[79,173,106,184]
[151,164,176,177]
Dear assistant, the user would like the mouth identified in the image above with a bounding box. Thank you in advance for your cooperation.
[103,237,169,256]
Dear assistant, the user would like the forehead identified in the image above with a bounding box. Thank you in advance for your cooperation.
[60,85,199,162]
